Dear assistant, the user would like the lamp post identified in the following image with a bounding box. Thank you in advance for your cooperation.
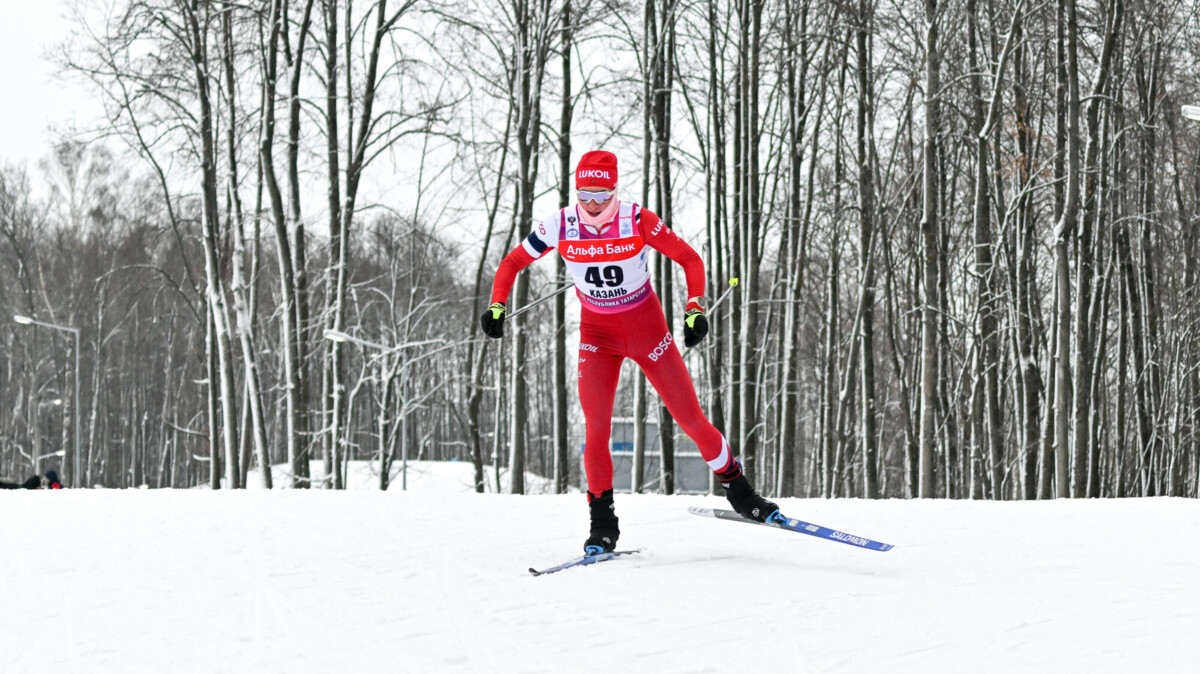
[14,315,81,488]
[323,329,442,353]
[35,397,62,471]
[323,329,445,490]
[36,449,65,469]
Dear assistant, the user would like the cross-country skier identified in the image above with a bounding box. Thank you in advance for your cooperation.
[481,150,779,555]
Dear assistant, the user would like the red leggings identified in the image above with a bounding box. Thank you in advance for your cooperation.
[578,294,734,497]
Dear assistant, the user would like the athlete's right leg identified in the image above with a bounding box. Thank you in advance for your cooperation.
[577,321,625,553]
[577,344,623,498]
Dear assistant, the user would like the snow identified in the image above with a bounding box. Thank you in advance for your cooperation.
[2,462,1197,673]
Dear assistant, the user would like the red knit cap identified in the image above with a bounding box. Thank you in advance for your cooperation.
[575,150,618,190]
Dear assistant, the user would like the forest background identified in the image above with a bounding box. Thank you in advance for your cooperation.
[2,0,1199,501]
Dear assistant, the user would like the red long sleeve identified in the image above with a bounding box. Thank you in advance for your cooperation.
[638,209,706,302]
[489,244,542,305]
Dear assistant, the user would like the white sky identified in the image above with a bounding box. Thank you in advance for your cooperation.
[0,1,101,168]
[0,0,719,314]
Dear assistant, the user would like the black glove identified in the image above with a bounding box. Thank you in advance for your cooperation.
[684,307,709,347]
[480,302,507,338]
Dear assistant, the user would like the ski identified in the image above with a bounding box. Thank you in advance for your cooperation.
[688,506,894,552]
[528,549,641,576]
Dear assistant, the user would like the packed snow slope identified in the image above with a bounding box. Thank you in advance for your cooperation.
[1,461,1196,673]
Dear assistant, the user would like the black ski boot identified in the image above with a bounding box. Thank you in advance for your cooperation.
[718,463,780,523]
[583,489,620,555]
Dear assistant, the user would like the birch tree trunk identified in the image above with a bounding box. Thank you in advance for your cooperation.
[221,4,271,488]
[1134,13,1165,495]
[1011,8,1043,500]
[1072,0,1123,496]
[855,0,879,498]
[553,0,573,495]
[508,0,553,495]
[323,0,347,489]
[726,0,746,483]
[633,0,654,495]
[464,102,513,493]
[735,0,764,485]
[703,0,729,496]
[261,0,307,487]
[822,38,850,497]
[1053,0,1081,498]
[968,0,1023,498]
[287,0,318,484]
[918,0,941,498]
[184,0,241,490]
[776,1,816,498]
[325,0,416,488]
[650,0,678,495]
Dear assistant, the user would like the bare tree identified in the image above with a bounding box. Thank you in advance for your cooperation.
[918,0,942,497]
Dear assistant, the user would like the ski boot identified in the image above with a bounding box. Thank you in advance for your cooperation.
[583,489,620,555]
[718,462,782,523]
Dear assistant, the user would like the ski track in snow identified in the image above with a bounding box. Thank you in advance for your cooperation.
[1,462,1197,673]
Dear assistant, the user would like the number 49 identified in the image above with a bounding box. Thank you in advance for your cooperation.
[584,265,624,288]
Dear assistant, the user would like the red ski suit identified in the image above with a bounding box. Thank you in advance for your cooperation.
[490,201,735,497]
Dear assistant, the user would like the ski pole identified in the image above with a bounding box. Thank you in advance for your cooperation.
[510,276,737,321]
[707,277,740,314]
[683,277,738,351]
[507,283,574,320]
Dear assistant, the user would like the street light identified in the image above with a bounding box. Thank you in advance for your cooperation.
[36,449,65,467]
[14,315,81,488]
[323,329,443,353]
[1183,105,1200,122]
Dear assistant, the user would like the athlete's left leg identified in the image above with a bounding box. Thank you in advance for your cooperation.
[629,298,780,522]
[625,301,736,474]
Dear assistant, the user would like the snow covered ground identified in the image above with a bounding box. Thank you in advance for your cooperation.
[2,461,1197,673]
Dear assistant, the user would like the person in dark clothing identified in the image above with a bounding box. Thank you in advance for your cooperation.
[43,470,63,489]
[0,475,43,489]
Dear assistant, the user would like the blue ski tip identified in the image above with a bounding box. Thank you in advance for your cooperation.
[688,506,895,552]
[529,549,642,576]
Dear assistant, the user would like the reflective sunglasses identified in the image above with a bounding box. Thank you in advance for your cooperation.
[577,190,614,204]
